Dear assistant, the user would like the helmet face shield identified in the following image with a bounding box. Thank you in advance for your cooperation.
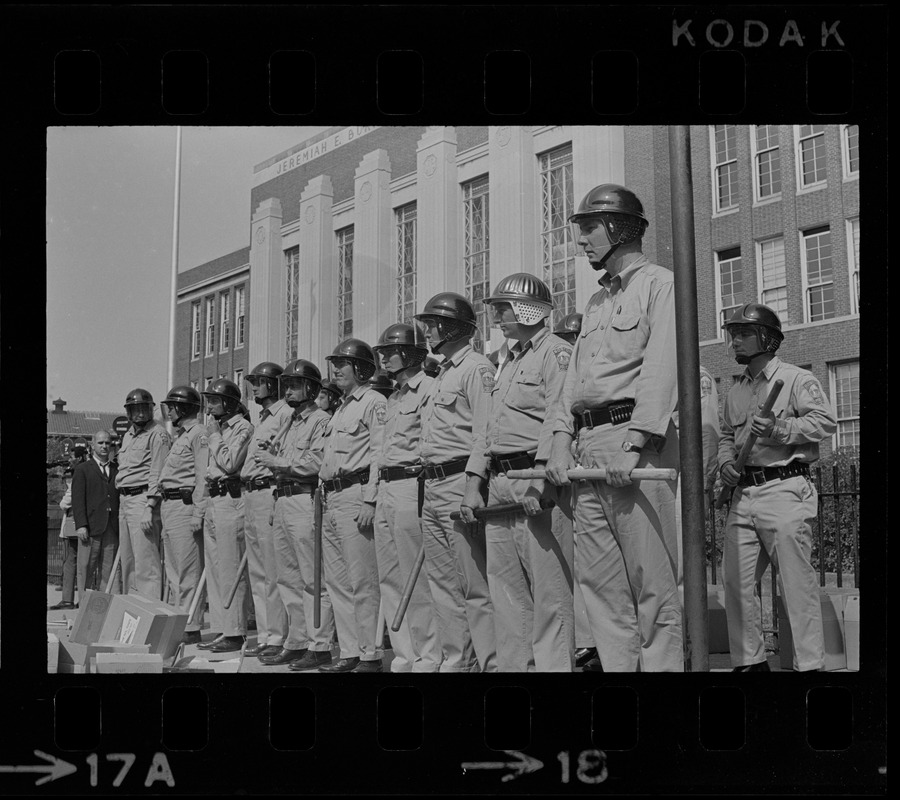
[125,402,153,424]
[203,394,226,418]
[416,315,473,353]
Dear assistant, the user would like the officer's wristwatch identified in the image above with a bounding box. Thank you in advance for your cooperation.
[621,441,643,454]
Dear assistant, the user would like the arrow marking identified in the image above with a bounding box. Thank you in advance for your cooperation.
[0,750,78,786]
[462,750,544,782]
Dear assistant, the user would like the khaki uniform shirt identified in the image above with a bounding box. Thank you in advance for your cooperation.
[158,417,209,521]
[240,400,294,481]
[269,404,330,480]
[378,370,434,469]
[553,255,678,440]
[488,327,572,462]
[420,344,495,479]
[320,385,386,503]
[718,356,837,469]
[114,420,172,498]
[207,413,254,480]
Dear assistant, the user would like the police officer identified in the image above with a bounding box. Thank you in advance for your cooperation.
[240,362,293,658]
[318,339,386,673]
[372,323,442,673]
[198,379,252,653]
[718,303,836,672]
[316,381,343,415]
[476,274,575,672]
[367,370,395,399]
[255,359,337,669]
[416,293,497,673]
[553,312,583,345]
[158,386,209,644]
[546,184,682,672]
[115,389,171,599]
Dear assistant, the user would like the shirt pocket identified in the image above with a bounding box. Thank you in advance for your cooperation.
[509,368,543,413]
[606,307,647,361]
[333,418,363,454]
[433,390,459,411]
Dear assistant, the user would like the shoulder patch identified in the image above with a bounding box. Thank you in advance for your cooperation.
[478,365,495,393]
[552,344,572,371]
[802,378,825,406]
[375,403,387,424]
[198,434,209,448]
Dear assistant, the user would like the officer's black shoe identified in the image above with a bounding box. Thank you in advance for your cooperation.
[581,656,604,672]
[244,642,278,657]
[352,660,383,673]
[318,657,360,673]
[182,630,202,645]
[260,648,308,665]
[732,661,771,672]
[196,634,224,650]
[209,636,246,654]
[575,647,598,668]
[49,601,77,611]
[289,651,333,671]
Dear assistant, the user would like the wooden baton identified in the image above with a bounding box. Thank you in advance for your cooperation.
[313,487,324,629]
[448,499,556,521]
[223,550,249,610]
[105,547,122,594]
[715,378,784,509]
[391,545,426,633]
[506,468,677,482]
[187,565,208,624]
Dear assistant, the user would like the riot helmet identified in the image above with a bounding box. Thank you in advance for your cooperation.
[414,292,477,354]
[374,323,429,377]
[326,339,378,383]
[162,385,202,425]
[201,378,242,420]
[484,273,552,326]
[124,387,155,426]
[569,184,649,270]
[279,359,323,407]
[722,303,784,364]
[247,361,284,403]
[366,370,395,398]
[553,312,583,344]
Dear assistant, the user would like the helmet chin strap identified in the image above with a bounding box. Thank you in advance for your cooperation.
[591,240,624,271]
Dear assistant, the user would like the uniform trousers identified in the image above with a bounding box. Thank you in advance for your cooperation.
[242,489,287,647]
[273,491,335,652]
[77,521,120,597]
[118,493,163,600]
[203,494,249,638]
[160,499,205,633]
[321,483,382,662]
[485,474,574,672]
[374,478,442,673]
[574,419,683,672]
[420,472,496,673]
[723,474,824,671]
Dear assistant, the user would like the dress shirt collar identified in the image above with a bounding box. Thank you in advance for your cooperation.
[739,355,782,384]
[442,343,473,371]
[598,253,649,292]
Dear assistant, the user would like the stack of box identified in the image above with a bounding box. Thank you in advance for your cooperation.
[55,590,188,674]
[777,587,860,671]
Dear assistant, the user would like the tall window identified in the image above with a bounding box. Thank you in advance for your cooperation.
[233,368,243,388]
[831,361,860,449]
[802,226,835,321]
[539,144,576,329]
[205,297,215,355]
[219,292,231,352]
[396,206,417,325]
[336,227,354,340]
[285,247,300,362]
[717,247,743,328]
[190,379,199,391]
[462,176,490,352]
[191,301,201,359]
[797,124,827,188]
[753,125,781,201]
[235,285,246,348]
[842,124,860,177]
[848,218,860,314]
[757,237,788,322]
[712,125,739,212]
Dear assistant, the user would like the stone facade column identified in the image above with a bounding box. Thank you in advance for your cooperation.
[352,149,393,349]
[415,126,460,306]
[297,175,335,369]
[248,197,284,372]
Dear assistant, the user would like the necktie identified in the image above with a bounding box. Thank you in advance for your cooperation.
[101,464,108,480]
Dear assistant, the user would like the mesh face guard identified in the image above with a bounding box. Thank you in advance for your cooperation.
[510,300,551,325]
[572,212,648,270]
[125,403,154,424]
[726,324,783,362]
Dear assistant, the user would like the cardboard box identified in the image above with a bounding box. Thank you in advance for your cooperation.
[97,594,187,661]
[843,594,859,671]
[70,590,115,645]
[48,633,59,674]
[777,588,859,671]
[94,652,163,674]
[57,636,88,674]
[706,585,730,654]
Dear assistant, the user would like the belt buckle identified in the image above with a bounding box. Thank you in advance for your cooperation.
[499,458,512,474]
[431,464,445,480]
[404,466,420,477]
[333,477,345,492]
[750,468,766,487]
[581,410,594,430]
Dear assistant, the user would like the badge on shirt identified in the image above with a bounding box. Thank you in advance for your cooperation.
[802,379,825,406]
[375,403,387,424]
[478,365,495,393]
[553,344,572,371]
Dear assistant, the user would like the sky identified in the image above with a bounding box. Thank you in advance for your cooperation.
[46,126,329,412]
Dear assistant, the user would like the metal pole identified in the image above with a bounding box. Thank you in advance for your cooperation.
[167,126,183,391]
[668,125,709,672]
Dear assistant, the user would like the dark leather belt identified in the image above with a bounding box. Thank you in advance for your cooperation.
[573,400,636,432]
[738,462,810,487]
[161,487,193,504]
[321,468,370,495]
[118,484,148,496]
[274,481,317,498]
[378,465,424,483]
[421,457,469,481]
[208,478,242,498]
[489,451,536,474]
[242,476,274,492]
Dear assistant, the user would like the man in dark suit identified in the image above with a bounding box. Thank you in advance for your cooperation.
[72,429,120,595]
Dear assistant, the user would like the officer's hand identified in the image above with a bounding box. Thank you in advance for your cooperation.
[189,516,203,534]
[206,420,220,438]
[720,462,741,487]
[522,479,545,516]
[356,501,375,531]
[545,434,575,486]
[140,506,156,534]
[254,450,278,469]
[750,410,776,438]
[76,527,89,544]
[460,482,486,525]
[606,450,641,488]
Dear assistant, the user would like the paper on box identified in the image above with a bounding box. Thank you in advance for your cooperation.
[94,652,164,674]
[48,633,60,674]
[70,590,114,645]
